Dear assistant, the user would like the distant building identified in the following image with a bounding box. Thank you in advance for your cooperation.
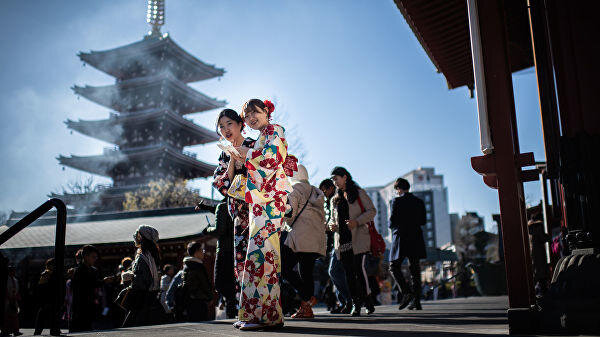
[365,167,452,249]
[449,213,459,243]
[454,211,499,261]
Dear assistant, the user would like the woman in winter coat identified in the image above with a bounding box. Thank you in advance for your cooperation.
[328,166,377,316]
[122,225,166,327]
[282,164,326,319]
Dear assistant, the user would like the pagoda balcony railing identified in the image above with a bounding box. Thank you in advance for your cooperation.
[103,143,198,160]
[182,150,197,159]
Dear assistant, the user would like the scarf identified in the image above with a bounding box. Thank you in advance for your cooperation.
[336,195,353,252]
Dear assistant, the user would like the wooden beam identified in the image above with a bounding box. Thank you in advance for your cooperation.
[470,0,535,333]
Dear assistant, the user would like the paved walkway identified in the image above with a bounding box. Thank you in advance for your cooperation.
[19,296,580,336]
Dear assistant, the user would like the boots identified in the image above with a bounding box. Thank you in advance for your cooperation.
[350,298,362,317]
[291,301,314,319]
[341,300,353,314]
[408,296,422,310]
[398,292,413,310]
[365,295,376,315]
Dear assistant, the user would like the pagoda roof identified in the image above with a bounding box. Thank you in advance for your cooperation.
[66,109,219,146]
[73,73,226,114]
[58,144,217,178]
[78,36,225,83]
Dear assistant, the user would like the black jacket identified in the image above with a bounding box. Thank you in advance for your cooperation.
[181,257,213,302]
[204,202,234,253]
[389,193,427,260]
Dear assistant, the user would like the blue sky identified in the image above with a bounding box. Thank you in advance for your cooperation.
[0,1,545,231]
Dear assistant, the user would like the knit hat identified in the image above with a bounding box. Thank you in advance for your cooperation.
[135,225,159,243]
[291,164,309,182]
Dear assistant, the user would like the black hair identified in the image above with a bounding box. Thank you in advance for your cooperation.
[163,264,174,274]
[139,237,161,266]
[319,178,334,190]
[81,244,99,257]
[331,166,360,205]
[45,257,55,269]
[242,99,266,117]
[242,99,274,120]
[187,241,204,257]
[216,108,244,135]
[394,177,410,191]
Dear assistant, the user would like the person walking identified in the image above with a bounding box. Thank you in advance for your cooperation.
[121,225,167,327]
[2,266,22,337]
[388,177,427,311]
[212,108,257,296]
[231,99,297,330]
[281,164,326,319]
[159,264,175,314]
[328,167,377,316]
[320,179,352,314]
[70,245,101,332]
[180,241,214,321]
[201,202,237,318]
[33,258,58,336]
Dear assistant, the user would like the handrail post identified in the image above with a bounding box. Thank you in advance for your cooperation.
[50,198,67,336]
[0,198,67,336]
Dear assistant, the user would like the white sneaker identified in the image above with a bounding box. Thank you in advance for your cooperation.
[233,321,244,329]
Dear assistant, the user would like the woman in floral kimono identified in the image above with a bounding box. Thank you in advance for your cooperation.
[213,109,256,289]
[231,99,296,330]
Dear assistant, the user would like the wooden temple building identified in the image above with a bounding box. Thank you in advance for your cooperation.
[394,0,600,334]
[52,0,225,212]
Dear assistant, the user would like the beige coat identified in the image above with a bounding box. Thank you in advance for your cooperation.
[327,188,376,257]
[283,180,327,256]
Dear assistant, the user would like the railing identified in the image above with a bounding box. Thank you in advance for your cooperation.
[0,198,67,336]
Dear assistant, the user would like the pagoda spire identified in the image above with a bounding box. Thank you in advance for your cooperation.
[146,0,165,38]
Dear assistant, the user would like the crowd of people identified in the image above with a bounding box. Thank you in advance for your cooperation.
[2,98,431,335]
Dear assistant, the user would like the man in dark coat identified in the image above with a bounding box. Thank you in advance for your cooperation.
[181,241,213,321]
[200,201,236,318]
[70,245,101,332]
[388,178,426,311]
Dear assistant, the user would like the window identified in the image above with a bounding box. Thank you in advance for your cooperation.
[427,231,433,238]
[426,212,432,220]
[425,195,431,202]
[428,240,434,247]
[426,221,432,229]
[425,203,431,211]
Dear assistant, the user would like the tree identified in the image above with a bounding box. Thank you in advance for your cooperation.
[53,176,98,195]
[123,179,204,211]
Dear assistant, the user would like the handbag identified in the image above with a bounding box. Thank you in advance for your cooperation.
[115,286,144,311]
[227,174,247,201]
[357,195,386,258]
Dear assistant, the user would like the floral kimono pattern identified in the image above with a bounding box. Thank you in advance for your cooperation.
[213,137,256,284]
[238,124,293,324]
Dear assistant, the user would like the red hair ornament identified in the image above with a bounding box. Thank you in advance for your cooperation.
[263,100,275,119]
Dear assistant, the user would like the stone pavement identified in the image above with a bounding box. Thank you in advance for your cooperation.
[15,296,579,337]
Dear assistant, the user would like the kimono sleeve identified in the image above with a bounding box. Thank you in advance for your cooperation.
[212,152,230,197]
[245,125,287,173]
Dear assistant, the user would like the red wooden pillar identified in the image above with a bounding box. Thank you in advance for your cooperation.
[468,0,536,333]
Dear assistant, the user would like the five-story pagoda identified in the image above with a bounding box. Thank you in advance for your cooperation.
[54,0,225,212]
